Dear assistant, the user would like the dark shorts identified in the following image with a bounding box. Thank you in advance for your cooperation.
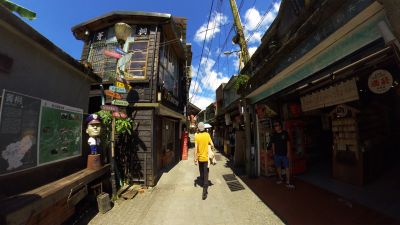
[274,155,289,168]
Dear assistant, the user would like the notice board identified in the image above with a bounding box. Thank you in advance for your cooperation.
[0,90,83,175]
[0,90,41,175]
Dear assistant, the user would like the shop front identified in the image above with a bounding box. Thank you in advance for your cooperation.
[297,46,400,185]
[246,0,400,186]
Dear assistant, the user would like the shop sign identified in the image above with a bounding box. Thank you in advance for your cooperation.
[104,90,122,99]
[111,99,129,106]
[301,78,359,112]
[109,86,127,93]
[100,105,119,112]
[368,69,393,94]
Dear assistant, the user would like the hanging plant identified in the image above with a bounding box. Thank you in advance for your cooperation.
[233,74,250,91]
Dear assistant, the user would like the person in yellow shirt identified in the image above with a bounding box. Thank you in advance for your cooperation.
[194,122,214,200]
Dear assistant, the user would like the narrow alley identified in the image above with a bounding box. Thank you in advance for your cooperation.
[88,146,284,225]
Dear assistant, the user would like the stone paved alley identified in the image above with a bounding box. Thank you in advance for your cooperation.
[88,146,284,225]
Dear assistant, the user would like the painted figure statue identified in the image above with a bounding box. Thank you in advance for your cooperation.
[86,114,101,155]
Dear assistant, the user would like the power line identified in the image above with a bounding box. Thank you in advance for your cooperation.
[245,0,277,43]
[190,0,215,102]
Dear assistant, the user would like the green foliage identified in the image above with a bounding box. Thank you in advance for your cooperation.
[115,118,133,135]
[96,110,134,136]
[233,74,250,91]
[0,0,36,20]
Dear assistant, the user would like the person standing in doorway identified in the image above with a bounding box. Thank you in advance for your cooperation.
[194,122,214,200]
[271,121,295,188]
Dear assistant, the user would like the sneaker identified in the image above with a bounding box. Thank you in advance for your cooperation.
[202,191,208,200]
[276,179,283,184]
[286,183,295,189]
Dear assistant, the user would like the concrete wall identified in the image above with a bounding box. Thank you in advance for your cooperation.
[0,21,91,112]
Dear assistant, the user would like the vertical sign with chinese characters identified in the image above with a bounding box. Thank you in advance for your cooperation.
[0,90,41,175]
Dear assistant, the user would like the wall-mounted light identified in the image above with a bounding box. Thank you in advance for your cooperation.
[157,92,162,102]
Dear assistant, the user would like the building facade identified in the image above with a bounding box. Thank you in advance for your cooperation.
[72,11,192,186]
[239,0,400,196]
[0,5,105,225]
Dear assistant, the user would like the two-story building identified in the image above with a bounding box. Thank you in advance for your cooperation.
[0,5,107,225]
[240,0,400,220]
[72,11,192,186]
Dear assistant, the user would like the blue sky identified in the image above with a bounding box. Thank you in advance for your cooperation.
[11,0,280,109]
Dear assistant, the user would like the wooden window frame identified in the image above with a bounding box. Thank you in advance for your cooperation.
[125,40,149,81]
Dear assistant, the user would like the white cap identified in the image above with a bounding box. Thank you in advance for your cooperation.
[198,122,205,131]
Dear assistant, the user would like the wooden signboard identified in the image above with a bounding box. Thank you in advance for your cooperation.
[100,105,119,112]
[301,78,359,112]
[109,86,127,94]
[104,90,122,99]
[111,99,129,106]
[115,81,132,90]
[112,111,127,119]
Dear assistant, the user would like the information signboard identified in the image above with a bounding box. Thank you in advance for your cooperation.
[0,90,41,175]
[38,100,83,164]
[0,90,83,175]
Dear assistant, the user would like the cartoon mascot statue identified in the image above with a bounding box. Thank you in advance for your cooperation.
[86,114,102,169]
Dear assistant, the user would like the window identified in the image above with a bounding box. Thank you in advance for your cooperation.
[159,45,179,97]
[88,41,119,82]
[126,41,149,80]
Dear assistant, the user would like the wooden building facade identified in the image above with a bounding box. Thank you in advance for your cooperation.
[72,11,192,186]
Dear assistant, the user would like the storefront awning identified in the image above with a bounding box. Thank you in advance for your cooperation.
[159,104,186,121]
[247,2,386,104]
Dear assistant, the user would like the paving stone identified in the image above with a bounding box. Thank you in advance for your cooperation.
[88,147,284,225]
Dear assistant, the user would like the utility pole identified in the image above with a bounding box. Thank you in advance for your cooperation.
[228,0,250,64]
[228,0,255,177]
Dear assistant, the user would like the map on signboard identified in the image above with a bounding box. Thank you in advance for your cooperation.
[0,90,41,175]
[38,100,83,164]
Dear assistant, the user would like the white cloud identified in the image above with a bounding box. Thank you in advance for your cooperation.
[243,1,281,43]
[190,95,215,110]
[274,1,281,12]
[244,7,262,31]
[247,31,262,44]
[189,79,203,96]
[248,46,258,56]
[199,58,230,90]
[194,12,228,43]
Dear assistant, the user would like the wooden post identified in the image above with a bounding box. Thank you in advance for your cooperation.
[228,0,254,177]
[110,117,117,199]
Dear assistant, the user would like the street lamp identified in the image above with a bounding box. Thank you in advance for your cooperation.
[224,49,243,72]
[223,49,241,55]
